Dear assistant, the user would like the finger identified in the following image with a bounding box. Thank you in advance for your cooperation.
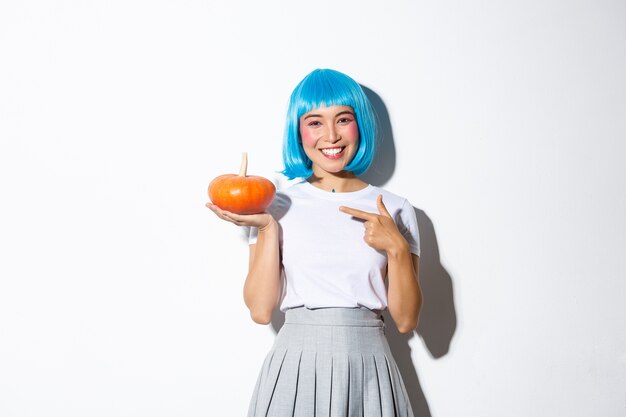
[339,206,377,221]
[207,204,223,217]
[377,195,392,218]
[222,210,242,222]
[208,203,227,215]
[215,210,232,222]
[211,206,237,223]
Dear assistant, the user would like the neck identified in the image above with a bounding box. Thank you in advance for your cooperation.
[307,171,367,193]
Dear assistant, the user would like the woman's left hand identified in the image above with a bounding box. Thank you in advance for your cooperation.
[339,195,408,254]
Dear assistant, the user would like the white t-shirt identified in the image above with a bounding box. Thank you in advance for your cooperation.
[249,180,420,312]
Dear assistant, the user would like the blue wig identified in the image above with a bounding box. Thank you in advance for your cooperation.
[281,69,378,180]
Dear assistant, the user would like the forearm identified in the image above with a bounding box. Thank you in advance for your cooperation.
[243,220,281,324]
[386,241,422,333]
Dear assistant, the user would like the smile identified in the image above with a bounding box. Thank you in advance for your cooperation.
[320,147,346,159]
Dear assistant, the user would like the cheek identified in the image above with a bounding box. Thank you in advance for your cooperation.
[299,127,317,147]
[345,123,359,143]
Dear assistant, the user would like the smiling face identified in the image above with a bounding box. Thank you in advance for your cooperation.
[299,105,360,177]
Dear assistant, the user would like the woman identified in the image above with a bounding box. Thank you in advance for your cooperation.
[207,68,422,417]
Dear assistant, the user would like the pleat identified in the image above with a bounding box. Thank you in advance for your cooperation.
[363,354,382,416]
[373,354,396,417]
[293,350,316,417]
[386,354,415,417]
[391,360,414,417]
[386,355,402,416]
[348,354,364,417]
[254,348,288,417]
[330,355,350,416]
[267,350,303,416]
[315,351,333,417]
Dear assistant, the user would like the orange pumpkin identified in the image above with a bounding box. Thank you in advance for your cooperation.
[208,152,276,215]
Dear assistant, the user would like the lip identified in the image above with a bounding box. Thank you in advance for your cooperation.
[319,146,346,160]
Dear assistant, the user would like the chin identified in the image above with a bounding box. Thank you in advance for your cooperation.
[317,162,349,174]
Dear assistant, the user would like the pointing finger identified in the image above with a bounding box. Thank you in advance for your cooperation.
[377,195,392,218]
[339,205,377,221]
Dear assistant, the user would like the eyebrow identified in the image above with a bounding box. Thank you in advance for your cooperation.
[303,110,356,120]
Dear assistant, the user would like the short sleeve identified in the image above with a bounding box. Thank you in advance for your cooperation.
[395,199,420,256]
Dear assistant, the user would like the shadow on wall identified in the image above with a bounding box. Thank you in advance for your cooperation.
[384,208,457,417]
[359,86,396,187]
[269,87,457,416]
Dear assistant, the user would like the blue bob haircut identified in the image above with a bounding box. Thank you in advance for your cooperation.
[281,69,378,180]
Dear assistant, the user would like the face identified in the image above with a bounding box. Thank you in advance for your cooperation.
[299,105,359,176]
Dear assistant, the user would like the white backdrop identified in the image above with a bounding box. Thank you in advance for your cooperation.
[1,1,625,416]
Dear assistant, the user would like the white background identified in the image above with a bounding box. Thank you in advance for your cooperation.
[1,1,625,416]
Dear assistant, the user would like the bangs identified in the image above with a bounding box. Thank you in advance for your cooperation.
[292,71,357,118]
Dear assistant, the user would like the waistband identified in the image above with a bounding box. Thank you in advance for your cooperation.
[284,307,384,328]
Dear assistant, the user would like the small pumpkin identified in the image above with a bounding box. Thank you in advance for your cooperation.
[208,152,276,215]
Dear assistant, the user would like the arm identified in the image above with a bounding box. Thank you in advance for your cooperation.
[244,220,282,324]
[206,204,281,324]
[339,195,422,334]
[386,250,422,333]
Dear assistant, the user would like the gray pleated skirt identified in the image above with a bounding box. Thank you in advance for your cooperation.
[247,307,414,417]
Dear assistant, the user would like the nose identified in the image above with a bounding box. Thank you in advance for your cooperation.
[325,126,341,143]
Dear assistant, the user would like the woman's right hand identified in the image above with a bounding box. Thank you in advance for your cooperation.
[206,203,275,230]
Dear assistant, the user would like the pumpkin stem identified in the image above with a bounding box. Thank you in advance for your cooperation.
[239,152,248,177]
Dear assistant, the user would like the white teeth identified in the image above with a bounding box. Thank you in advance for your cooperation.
[321,147,343,156]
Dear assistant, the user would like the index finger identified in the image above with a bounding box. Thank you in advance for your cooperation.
[339,205,378,221]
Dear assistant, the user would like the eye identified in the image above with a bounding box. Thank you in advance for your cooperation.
[337,117,354,124]
[307,120,322,127]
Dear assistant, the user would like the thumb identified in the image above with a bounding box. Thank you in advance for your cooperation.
[377,195,391,217]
